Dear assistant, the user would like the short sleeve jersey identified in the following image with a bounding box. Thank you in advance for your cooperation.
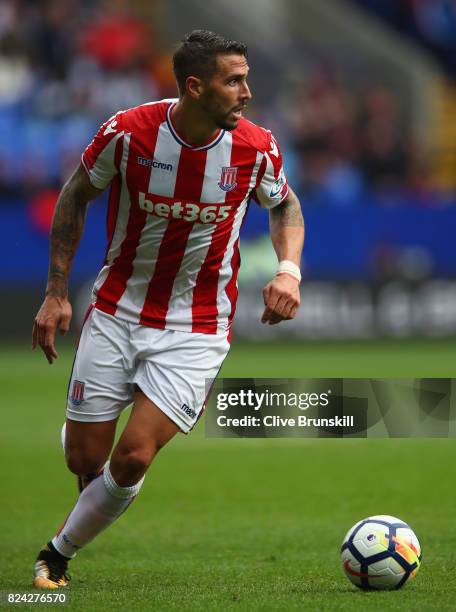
[81,99,289,335]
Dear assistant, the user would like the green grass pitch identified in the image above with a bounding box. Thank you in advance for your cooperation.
[1,339,456,611]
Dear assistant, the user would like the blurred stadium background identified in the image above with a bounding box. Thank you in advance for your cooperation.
[2,0,456,348]
[2,3,456,607]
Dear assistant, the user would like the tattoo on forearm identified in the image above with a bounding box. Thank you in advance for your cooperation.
[46,174,90,297]
[270,190,304,228]
[268,188,304,264]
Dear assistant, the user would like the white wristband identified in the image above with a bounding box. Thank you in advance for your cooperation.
[276,260,301,283]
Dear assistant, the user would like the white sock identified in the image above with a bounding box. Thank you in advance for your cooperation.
[52,462,144,558]
[60,422,66,452]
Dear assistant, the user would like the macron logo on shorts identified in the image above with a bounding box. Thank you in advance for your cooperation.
[180,403,196,419]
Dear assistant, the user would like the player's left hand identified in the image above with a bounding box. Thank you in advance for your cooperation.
[261,274,300,325]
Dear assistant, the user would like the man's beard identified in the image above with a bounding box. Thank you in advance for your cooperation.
[201,96,239,131]
[214,113,238,131]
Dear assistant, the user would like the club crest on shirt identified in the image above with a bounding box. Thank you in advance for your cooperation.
[218,166,238,192]
[71,380,85,406]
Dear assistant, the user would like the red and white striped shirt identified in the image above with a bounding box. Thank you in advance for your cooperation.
[81,99,288,335]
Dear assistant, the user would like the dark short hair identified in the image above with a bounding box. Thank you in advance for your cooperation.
[173,30,247,96]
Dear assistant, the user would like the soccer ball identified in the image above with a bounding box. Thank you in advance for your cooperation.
[341,515,422,590]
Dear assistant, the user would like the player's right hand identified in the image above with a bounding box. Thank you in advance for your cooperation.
[32,296,72,364]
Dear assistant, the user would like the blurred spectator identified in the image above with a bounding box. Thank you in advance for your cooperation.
[0,31,32,105]
[27,188,58,235]
[359,85,409,189]
[23,0,76,80]
[80,11,153,70]
[287,65,364,204]
[291,65,359,161]
[351,0,456,75]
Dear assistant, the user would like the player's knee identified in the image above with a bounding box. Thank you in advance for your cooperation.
[121,447,155,476]
[65,448,104,476]
[110,445,157,484]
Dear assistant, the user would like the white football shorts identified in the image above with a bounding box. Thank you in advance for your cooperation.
[66,307,230,433]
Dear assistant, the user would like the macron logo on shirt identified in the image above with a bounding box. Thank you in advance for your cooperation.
[137,156,173,171]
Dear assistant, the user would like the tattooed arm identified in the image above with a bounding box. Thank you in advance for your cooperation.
[32,165,103,363]
[261,187,305,325]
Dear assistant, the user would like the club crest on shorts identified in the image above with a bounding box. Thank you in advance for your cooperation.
[218,166,238,192]
[71,380,85,405]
